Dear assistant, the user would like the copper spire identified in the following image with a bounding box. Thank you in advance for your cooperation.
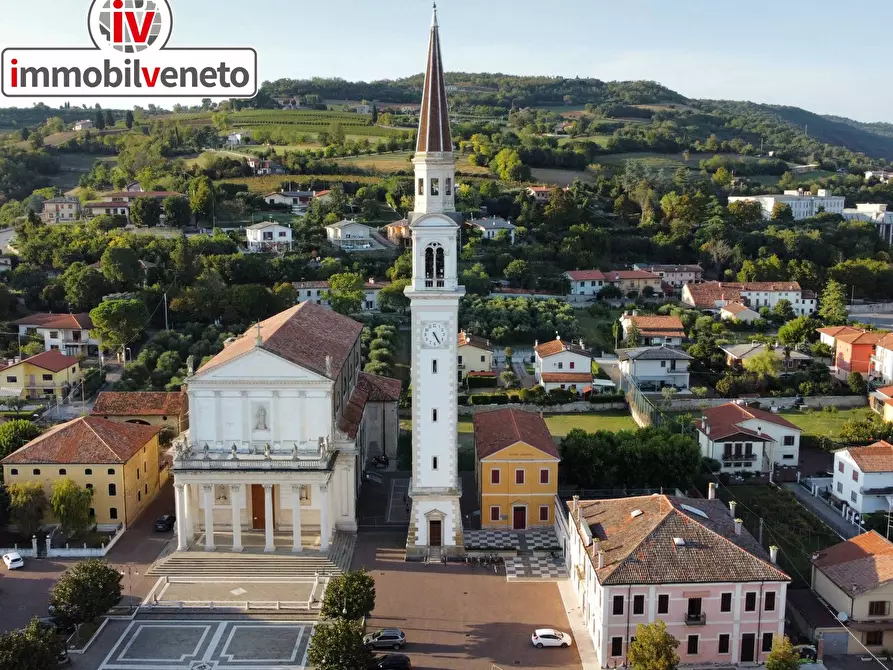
[416,3,452,153]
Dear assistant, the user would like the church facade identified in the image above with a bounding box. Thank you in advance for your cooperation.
[170,303,400,552]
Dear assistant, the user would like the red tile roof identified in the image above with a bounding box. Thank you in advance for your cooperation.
[541,372,592,383]
[11,312,93,329]
[197,302,362,380]
[836,331,885,345]
[698,402,800,441]
[473,408,559,460]
[817,326,863,339]
[356,372,402,402]
[12,349,81,373]
[535,338,591,359]
[92,392,186,417]
[721,302,755,315]
[337,384,368,440]
[1,416,160,465]
[565,270,606,281]
[684,281,803,308]
[572,495,789,585]
[875,333,893,351]
[458,331,493,351]
[603,270,660,281]
[813,531,893,595]
[624,315,685,338]
[847,441,893,473]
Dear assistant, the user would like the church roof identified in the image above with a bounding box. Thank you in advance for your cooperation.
[416,5,452,154]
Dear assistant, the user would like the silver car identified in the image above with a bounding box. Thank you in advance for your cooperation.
[363,628,406,650]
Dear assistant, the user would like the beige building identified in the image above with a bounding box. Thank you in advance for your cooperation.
[457,331,493,377]
[91,391,188,433]
[42,197,81,223]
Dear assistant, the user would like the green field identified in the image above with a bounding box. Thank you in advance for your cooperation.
[529,167,596,186]
[778,407,869,441]
[576,308,621,354]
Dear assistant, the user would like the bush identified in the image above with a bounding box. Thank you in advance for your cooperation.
[465,374,496,389]
[589,392,625,404]
[369,337,394,352]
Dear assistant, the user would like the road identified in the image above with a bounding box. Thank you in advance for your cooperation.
[784,483,858,540]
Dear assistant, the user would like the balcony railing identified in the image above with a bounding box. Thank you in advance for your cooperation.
[685,613,706,625]
[721,453,758,462]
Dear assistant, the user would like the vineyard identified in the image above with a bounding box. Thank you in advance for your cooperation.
[155,109,408,137]
[219,172,490,193]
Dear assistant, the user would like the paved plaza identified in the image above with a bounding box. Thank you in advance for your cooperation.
[96,620,313,670]
[153,579,319,606]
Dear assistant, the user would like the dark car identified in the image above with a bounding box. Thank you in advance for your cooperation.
[369,654,411,670]
[363,628,406,650]
[37,615,75,634]
[154,515,175,532]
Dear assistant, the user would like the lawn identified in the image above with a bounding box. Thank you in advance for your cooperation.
[576,308,621,354]
[777,407,869,441]
[529,167,597,186]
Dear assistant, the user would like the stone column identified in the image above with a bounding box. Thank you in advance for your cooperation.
[263,484,275,552]
[174,483,188,551]
[203,485,215,551]
[291,485,302,552]
[319,483,330,551]
[231,484,242,552]
[182,483,193,536]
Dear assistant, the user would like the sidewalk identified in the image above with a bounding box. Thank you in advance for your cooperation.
[783,483,858,540]
[557,580,599,670]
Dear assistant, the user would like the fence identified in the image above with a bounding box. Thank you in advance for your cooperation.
[457,400,626,416]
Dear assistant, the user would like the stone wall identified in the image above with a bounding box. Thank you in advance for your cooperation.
[457,401,626,416]
[665,395,867,413]
[848,303,893,314]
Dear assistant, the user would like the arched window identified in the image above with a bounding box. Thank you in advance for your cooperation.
[425,242,443,287]
[435,247,445,286]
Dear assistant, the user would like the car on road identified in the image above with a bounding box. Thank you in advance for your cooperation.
[363,628,406,650]
[154,514,176,532]
[2,551,24,569]
[369,654,411,669]
[531,628,573,648]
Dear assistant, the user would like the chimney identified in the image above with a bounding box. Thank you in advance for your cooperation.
[556,334,561,341]
[769,545,779,564]
[325,355,333,377]
[572,495,579,514]
[708,482,716,500]
[729,500,737,517]
[706,424,711,435]
[254,323,262,347]
[734,518,743,535]
[534,339,539,348]
[597,551,605,569]
[632,309,639,316]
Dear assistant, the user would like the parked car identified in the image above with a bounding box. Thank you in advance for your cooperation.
[37,616,76,634]
[531,628,573,648]
[363,628,406,650]
[154,515,176,532]
[2,552,24,569]
[369,654,412,669]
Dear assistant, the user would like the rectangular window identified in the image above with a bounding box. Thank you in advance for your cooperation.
[866,631,884,646]
[852,491,858,503]
[612,595,624,615]
[633,595,645,615]
[432,360,438,374]
[762,632,774,652]
[515,469,525,485]
[445,177,452,196]
[6,376,16,383]
[720,592,732,612]
[838,461,845,473]
[432,456,438,470]
[490,469,500,485]
[432,409,438,422]
[744,592,756,612]
[430,178,439,196]
[110,507,118,519]
[557,362,563,370]
[611,637,623,657]
[539,505,549,522]
[569,361,575,370]
[837,481,843,493]
[49,331,58,339]
[540,469,549,485]
[718,634,730,654]
[869,601,890,616]
[480,355,485,362]
[765,592,776,612]
[657,594,669,615]
[418,178,424,196]
[42,374,53,381]
[853,470,859,482]
[490,506,500,522]
[687,635,699,655]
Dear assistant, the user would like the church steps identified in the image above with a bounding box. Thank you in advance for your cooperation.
[148,552,341,577]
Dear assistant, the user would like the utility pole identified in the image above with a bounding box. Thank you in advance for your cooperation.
[758,517,764,546]
[163,292,169,331]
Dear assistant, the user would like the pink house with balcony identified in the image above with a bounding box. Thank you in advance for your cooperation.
[563,489,790,667]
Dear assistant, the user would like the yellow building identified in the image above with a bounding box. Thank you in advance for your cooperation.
[871,386,893,423]
[473,408,560,530]
[0,349,81,401]
[1,416,162,529]
[458,331,493,378]
[91,391,189,433]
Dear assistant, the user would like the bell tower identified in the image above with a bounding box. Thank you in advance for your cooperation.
[404,2,465,560]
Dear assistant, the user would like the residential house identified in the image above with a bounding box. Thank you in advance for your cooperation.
[469,217,516,244]
[457,331,493,378]
[41,197,81,223]
[785,589,849,655]
[720,343,812,373]
[697,402,802,474]
[534,337,592,393]
[247,158,285,176]
[91,391,189,433]
[832,330,884,379]
[0,350,82,401]
[262,190,314,208]
[619,313,685,346]
[811,531,893,652]
[526,185,553,203]
[617,345,692,390]
[632,263,703,288]
[818,325,864,351]
[564,269,663,299]
[728,190,845,220]
[473,408,559,529]
[73,120,93,131]
[325,220,381,251]
[225,131,249,146]
[359,279,391,312]
[720,302,760,323]
[872,333,893,385]
[384,219,412,248]
[831,441,893,514]
[246,222,293,252]
[865,170,893,183]
[12,312,100,356]
[842,204,893,245]
[562,491,790,667]
[1,416,161,529]
[82,190,184,225]
[565,270,607,297]
[292,278,391,313]
[682,281,816,316]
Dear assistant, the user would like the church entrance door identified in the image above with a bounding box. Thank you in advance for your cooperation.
[251,484,265,530]
[429,519,442,546]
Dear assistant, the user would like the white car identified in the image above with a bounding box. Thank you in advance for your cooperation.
[2,552,24,569]
[531,628,572,648]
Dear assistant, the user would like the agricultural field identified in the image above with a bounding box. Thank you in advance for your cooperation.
[530,167,597,186]
[50,152,117,191]
[557,134,612,147]
[219,174,391,192]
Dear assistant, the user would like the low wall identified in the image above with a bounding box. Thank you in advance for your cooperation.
[848,303,893,315]
[46,523,126,558]
[0,546,35,557]
[458,401,627,416]
[666,395,867,413]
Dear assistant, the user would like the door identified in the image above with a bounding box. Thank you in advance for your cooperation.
[251,484,265,530]
[429,520,442,546]
[741,633,756,663]
[513,506,527,530]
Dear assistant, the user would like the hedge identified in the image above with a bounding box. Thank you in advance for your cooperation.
[465,375,497,389]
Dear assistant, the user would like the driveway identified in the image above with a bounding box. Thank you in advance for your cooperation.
[784,483,858,540]
[511,361,537,389]
[0,557,74,632]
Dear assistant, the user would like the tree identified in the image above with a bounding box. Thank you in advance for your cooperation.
[321,569,376,620]
[50,478,94,538]
[491,148,530,181]
[0,617,64,670]
[661,386,677,407]
[819,279,848,325]
[162,196,192,227]
[7,482,47,539]
[125,110,134,129]
[385,251,412,281]
[379,279,410,314]
[0,396,29,417]
[743,349,781,380]
[50,559,122,624]
[104,109,115,127]
[770,202,793,222]
[503,259,533,288]
[130,196,162,227]
[624,322,642,348]
[500,370,520,389]
[712,167,732,188]
[101,246,140,287]
[325,273,365,315]
[94,109,106,130]
[189,176,214,222]
[460,263,491,296]
[765,635,799,670]
[29,132,44,149]
[62,263,111,312]
[628,621,679,670]
[89,299,149,349]
[777,316,818,345]
[771,299,795,322]
[307,619,373,670]
[0,419,41,459]
[848,371,868,395]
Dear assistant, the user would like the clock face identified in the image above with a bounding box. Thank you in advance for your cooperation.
[423,322,448,348]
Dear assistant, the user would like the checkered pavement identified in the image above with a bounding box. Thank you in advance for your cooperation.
[463,529,521,549]
[505,556,568,581]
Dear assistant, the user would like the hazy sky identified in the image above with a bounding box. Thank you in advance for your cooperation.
[1,0,889,122]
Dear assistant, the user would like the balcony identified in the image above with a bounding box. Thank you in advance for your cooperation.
[684,613,706,625]
[721,453,758,462]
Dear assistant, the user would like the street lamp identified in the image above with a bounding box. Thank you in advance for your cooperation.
[119,564,140,612]
[125,347,132,364]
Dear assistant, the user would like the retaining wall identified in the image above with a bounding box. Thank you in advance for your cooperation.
[457,401,627,416]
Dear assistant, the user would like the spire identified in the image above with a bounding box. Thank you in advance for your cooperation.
[416,3,452,154]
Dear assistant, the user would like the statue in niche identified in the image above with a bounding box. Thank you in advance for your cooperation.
[255,405,268,431]
[214,485,229,503]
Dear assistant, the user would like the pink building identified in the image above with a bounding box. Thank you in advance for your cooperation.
[562,490,790,667]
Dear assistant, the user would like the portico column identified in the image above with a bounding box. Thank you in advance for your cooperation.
[231,484,242,552]
[319,483,330,552]
[263,484,275,552]
[202,485,215,551]
[182,483,193,536]
[174,483,187,551]
[291,485,302,552]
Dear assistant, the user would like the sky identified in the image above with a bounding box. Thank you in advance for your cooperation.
[1,0,890,122]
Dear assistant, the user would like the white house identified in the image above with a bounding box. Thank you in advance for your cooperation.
[728,190,845,220]
[865,170,893,183]
[720,302,760,323]
[632,263,702,288]
[246,222,293,252]
[534,337,592,393]
[225,131,249,146]
[872,334,893,385]
[682,281,816,316]
[565,270,662,299]
[293,278,391,314]
[263,191,314,208]
[11,312,100,357]
[468,217,516,244]
[697,402,802,474]
[526,186,552,203]
[831,441,893,514]
[565,270,606,297]
[73,120,93,131]
[720,343,812,373]
[619,313,685,346]
[842,203,893,246]
[325,220,380,251]
[617,345,692,390]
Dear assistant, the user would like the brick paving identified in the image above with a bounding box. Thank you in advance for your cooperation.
[352,532,582,670]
